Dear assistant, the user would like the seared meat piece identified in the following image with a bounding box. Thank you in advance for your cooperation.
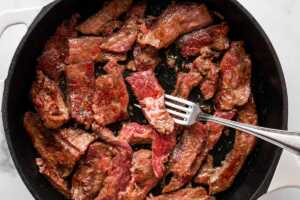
[206,111,236,151]
[152,131,177,178]
[100,18,139,53]
[103,60,125,75]
[101,20,123,36]
[119,122,176,178]
[100,3,146,53]
[38,14,79,81]
[71,142,117,200]
[208,97,257,194]
[36,158,70,198]
[194,155,214,185]
[138,3,212,49]
[24,112,95,177]
[31,71,69,129]
[92,69,129,126]
[149,187,211,200]
[94,128,132,200]
[216,41,251,110]
[119,122,154,144]
[120,150,160,200]
[66,37,103,64]
[172,72,202,99]
[192,57,219,100]
[57,128,96,155]
[126,70,175,134]
[65,62,95,128]
[77,0,133,35]
[178,23,230,58]
[132,45,160,71]
[194,111,235,185]
[66,37,127,64]
[163,123,208,193]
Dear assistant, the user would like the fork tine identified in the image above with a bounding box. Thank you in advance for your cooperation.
[165,94,195,106]
[166,109,189,118]
[165,101,193,112]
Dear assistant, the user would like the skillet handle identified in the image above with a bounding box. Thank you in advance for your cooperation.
[0,7,42,37]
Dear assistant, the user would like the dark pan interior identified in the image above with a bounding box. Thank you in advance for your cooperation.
[2,0,288,200]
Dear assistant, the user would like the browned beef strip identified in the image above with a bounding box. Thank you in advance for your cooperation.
[193,111,235,185]
[71,142,117,200]
[172,72,202,99]
[149,187,211,200]
[100,18,139,53]
[120,150,160,200]
[178,23,230,58]
[65,62,95,128]
[103,60,125,75]
[36,158,70,198]
[100,3,146,53]
[208,97,257,194]
[77,0,133,35]
[24,112,95,177]
[132,45,160,71]
[138,3,212,49]
[126,70,175,134]
[101,20,123,36]
[66,37,103,64]
[92,69,129,126]
[38,14,79,81]
[194,155,214,185]
[118,122,176,179]
[31,71,69,129]
[92,127,132,200]
[192,57,219,100]
[162,123,208,193]
[216,41,251,110]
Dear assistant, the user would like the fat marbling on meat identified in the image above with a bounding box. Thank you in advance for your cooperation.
[31,71,69,129]
[138,3,213,49]
[126,70,175,134]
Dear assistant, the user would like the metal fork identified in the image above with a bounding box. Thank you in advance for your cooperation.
[164,94,300,155]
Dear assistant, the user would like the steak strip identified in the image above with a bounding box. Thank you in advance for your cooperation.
[138,3,212,49]
[77,0,133,35]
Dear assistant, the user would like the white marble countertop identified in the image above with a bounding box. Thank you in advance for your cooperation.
[0,0,300,199]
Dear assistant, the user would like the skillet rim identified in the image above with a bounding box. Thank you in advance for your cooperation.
[1,0,288,199]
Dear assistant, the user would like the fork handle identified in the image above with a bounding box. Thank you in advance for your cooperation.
[198,113,300,155]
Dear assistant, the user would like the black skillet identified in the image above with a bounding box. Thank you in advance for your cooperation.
[2,0,288,199]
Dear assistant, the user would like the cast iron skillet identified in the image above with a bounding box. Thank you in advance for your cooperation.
[2,0,288,199]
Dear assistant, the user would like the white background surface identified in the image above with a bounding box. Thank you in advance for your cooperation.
[1,0,300,199]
